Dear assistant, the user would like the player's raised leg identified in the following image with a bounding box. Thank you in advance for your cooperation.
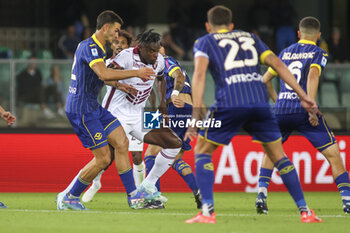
[139,128,182,194]
[145,144,201,208]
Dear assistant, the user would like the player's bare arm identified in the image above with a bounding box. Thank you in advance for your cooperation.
[307,66,321,126]
[184,56,208,141]
[104,80,138,95]
[0,105,16,126]
[264,53,320,115]
[262,71,278,102]
[91,61,155,81]
[171,69,186,108]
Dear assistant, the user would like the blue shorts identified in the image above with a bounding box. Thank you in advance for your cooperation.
[66,105,121,150]
[199,103,281,145]
[167,102,192,151]
[276,113,336,152]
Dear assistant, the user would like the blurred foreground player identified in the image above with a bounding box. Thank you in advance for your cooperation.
[0,104,16,208]
[256,16,350,215]
[184,6,322,223]
[56,10,157,210]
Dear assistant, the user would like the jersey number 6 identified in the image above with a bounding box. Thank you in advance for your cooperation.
[285,61,303,90]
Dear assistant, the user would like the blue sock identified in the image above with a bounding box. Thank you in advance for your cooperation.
[258,168,273,189]
[145,155,160,191]
[172,159,198,194]
[69,176,90,197]
[335,172,350,197]
[195,154,214,205]
[275,157,306,208]
[119,168,136,195]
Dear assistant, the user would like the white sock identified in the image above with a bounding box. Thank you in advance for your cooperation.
[258,187,268,197]
[92,170,104,189]
[62,169,82,194]
[202,203,214,217]
[133,161,145,187]
[144,148,181,185]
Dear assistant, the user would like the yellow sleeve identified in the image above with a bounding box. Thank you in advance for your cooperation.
[310,64,321,76]
[267,67,278,76]
[168,66,181,77]
[260,50,274,65]
[89,58,104,68]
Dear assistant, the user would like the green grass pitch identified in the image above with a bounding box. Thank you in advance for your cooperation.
[0,192,349,233]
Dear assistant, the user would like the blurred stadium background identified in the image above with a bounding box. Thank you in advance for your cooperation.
[0,0,349,194]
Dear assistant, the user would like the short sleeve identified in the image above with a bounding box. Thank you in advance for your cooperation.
[157,54,165,76]
[82,44,105,68]
[165,57,181,77]
[112,49,131,69]
[251,33,274,65]
[310,51,328,75]
[193,37,209,59]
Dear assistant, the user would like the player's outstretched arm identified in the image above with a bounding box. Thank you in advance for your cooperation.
[104,80,138,95]
[0,105,16,126]
[264,53,320,115]
[184,56,208,141]
[262,71,278,103]
[171,69,186,108]
[92,62,155,81]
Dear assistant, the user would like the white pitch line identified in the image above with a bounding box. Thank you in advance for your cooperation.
[0,209,348,218]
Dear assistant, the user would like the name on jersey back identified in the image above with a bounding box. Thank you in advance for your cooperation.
[213,31,251,40]
[281,52,315,60]
[225,72,262,85]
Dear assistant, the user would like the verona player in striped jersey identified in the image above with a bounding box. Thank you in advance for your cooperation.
[56,11,158,211]
[80,30,145,202]
[256,17,350,215]
[184,6,321,223]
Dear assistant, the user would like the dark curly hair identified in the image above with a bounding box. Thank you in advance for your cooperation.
[136,29,161,46]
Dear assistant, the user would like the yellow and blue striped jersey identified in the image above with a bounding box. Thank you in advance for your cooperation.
[65,34,106,114]
[271,39,328,114]
[193,29,273,107]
